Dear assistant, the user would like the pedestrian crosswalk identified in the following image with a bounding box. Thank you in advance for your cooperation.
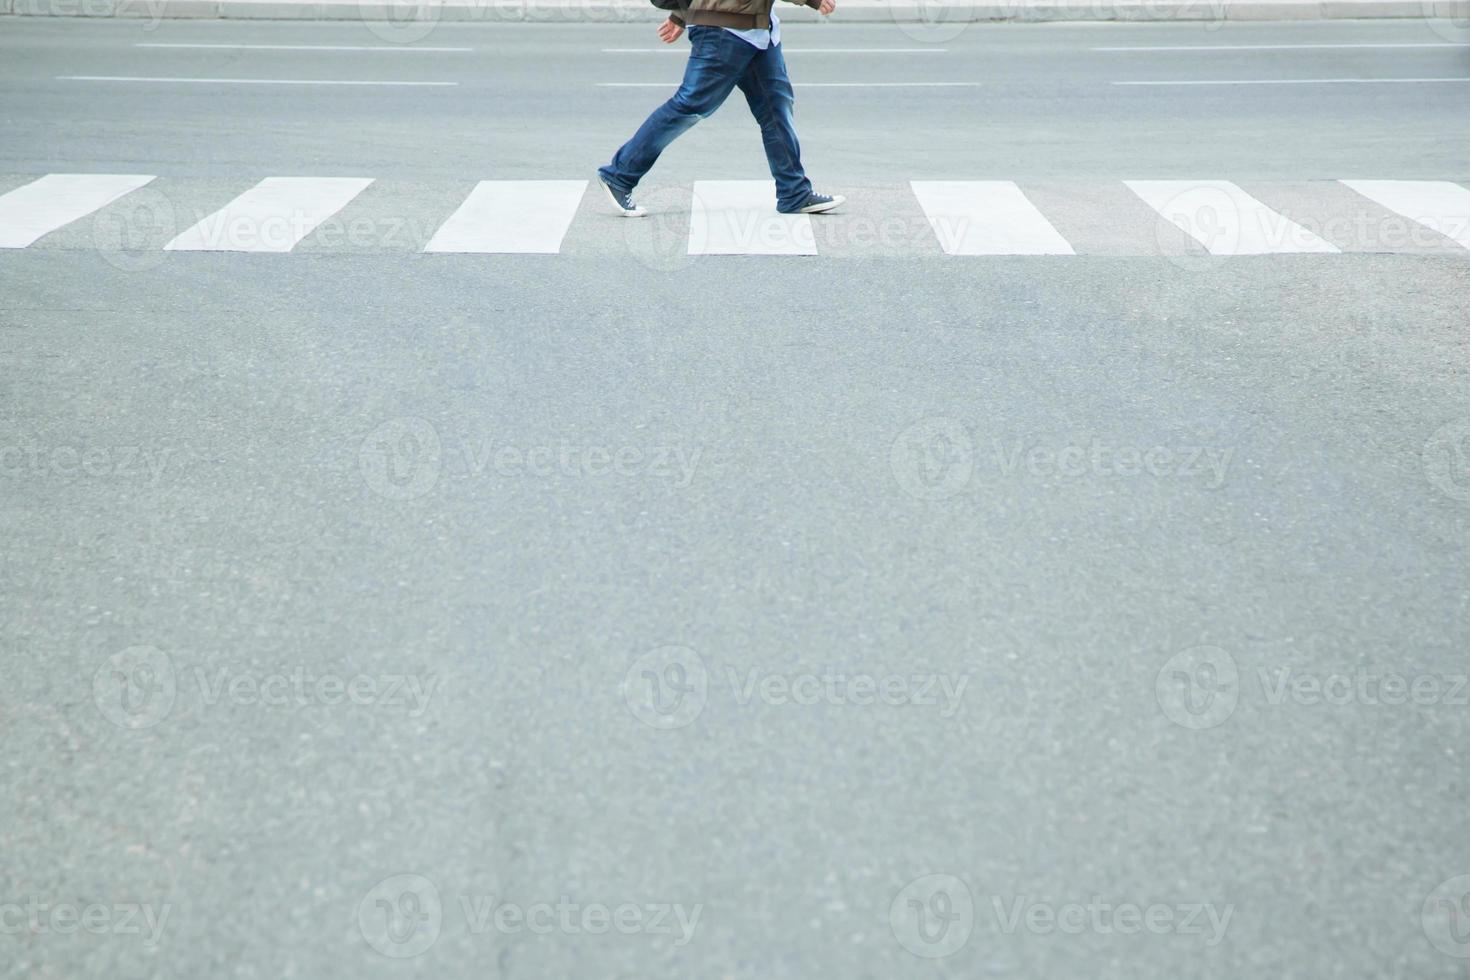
[0,173,156,248]
[690,180,817,255]
[1339,180,1470,252]
[164,176,374,252]
[1125,179,1339,255]
[912,180,1074,255]
[3,174,1469,259]
[425,180,586,253]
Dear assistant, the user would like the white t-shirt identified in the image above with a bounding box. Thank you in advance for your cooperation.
[722,9,779,49]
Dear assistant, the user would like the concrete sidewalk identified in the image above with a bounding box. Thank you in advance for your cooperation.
[4,0,1468,23]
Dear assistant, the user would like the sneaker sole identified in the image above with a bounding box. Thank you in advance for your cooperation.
[599,179,646,218]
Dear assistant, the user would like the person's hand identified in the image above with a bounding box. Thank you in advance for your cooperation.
[658,17,685,42]
[818,0,835,13]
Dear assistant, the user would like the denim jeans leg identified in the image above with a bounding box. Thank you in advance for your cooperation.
[599,27,753,193]
[736,42,812,212]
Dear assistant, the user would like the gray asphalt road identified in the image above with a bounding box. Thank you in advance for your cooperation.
[2,17,1470,177]
[2,16,1469,980]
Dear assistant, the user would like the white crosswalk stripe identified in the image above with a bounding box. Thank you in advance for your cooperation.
[0,174,156,248]
[689,181,817,256]
[425,180,587,254]
[165,177,375,252]
[911,180,1074,255]
[1126,180,1339,255]
[3,174,1467,258]
[1340,180,1470,251]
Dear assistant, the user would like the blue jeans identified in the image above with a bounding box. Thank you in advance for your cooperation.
[599,25,813,213]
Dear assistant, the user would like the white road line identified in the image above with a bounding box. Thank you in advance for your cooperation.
[1340,180,1470,251]
[1115,77,1470,86]
[1094,43,1470,51]
[599,81,983,87]
[164,176,374,252]
[424,180,587,254]
[134,43,474,51]
[689,181,816,256]
[600,47,946,53]
[910,181,1073,256]
[59,76,456,86]
[1126,180,1339,255]
[0,173,155,249]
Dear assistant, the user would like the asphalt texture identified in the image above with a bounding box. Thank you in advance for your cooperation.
[2,16,1469,980]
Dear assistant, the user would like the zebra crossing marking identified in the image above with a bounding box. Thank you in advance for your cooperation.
[1126,180,1339,255]
[0,174,156,249]
[1340,180,1470,251]
[689,181,817,256]
[2,173,1466,258]
[910,180,1075,255]
[425,180,587,254]
[164,177,375,252]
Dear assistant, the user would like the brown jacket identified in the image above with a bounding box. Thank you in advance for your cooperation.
[668,0,821,31]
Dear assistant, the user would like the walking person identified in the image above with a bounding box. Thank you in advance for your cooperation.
[597,0,844,217]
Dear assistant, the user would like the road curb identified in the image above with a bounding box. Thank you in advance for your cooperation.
[3,0,1467,19]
